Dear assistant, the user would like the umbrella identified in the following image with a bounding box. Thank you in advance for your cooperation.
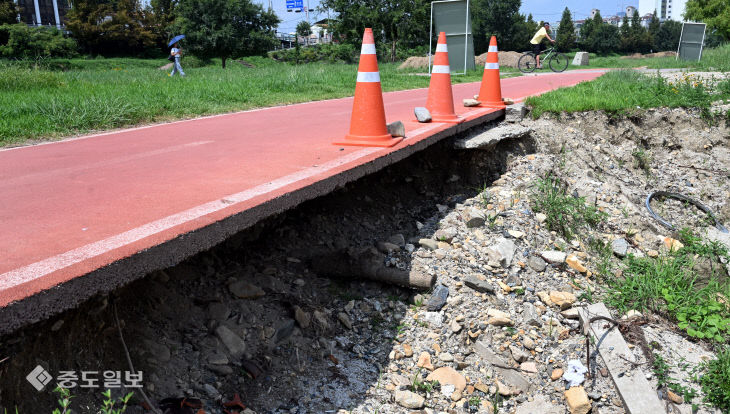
[168,34,185,47]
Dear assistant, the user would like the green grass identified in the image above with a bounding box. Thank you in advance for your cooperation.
[605,229,730,343]
[577,44,730,72]
[0,56,501,146]
[526,68,730,118]
[530,172,607,239]
[700,346,730,412]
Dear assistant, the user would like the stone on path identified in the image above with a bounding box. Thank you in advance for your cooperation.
[426,367,466,393]
[463,98,480,107]
[414,107,432,123]
[419,238,439,250]
[394,390,425,409]
[612,238,629,257]
[566,254,587,273]
[417,351,434,371]
[564,386,591,414]
[474,341,532,394]
[425,284,449,311]
[387,121,405,137]
[464,274,495,293]
[461,207,486,228]
[541,250,567,264]
[487,237,517,268]
[549,291,576,310]
[528,255,547,272]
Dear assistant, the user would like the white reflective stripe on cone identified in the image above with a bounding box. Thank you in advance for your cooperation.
[436,44,448,53]
[431,65,450,74]
[357,72,381,82]
[361,43,376,55]
[484,63,499,70]
[488,46,498,52]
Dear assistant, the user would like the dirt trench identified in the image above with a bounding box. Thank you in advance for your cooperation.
[0,122,535,413]
[1,106,728,414]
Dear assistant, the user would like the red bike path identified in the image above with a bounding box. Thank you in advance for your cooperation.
[0,69,604,332]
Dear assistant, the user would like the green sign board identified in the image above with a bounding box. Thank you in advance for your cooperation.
[430,0,475,74]
[677,22,706,62]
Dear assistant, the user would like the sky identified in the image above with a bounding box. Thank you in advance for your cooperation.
[256,0,640,35]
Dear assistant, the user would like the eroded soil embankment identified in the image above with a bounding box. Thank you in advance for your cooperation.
[1,108,728,414]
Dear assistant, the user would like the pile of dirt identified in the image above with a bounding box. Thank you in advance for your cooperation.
[398,50,523,70]
[398,56,431,69]
[621,51,676,59]
[477,51,522,68]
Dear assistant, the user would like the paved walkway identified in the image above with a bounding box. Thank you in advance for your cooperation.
[0,70,604,331]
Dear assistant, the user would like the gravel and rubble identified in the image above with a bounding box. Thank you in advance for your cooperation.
[1,107,728,413]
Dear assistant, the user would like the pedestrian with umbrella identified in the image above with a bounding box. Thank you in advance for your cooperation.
[168,35,186,77]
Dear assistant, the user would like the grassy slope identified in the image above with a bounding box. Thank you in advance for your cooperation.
[566,43,730,72]
[526,69,730,117]
[0,56,496,146]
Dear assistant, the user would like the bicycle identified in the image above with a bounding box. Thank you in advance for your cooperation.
[518,46,569,73]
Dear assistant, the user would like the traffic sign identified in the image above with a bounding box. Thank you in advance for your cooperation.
[286,0,303,9]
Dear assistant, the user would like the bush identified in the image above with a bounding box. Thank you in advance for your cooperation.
[269,43,357,64]
[0,24,77,58]
[700,346,730,412]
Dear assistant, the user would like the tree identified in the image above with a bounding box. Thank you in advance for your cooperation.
[685,0,730,41]
[174,0,279,68]
[589,23,620,54]
[619,14,632,52]
[296,21,311,45]
[578,18,594,50]
[556,7,576,52]
[320,0,430,62]
[147,0,178,52]
[66,0,157,56]
[0,24,77,57]
[471,0,522,53]
[647,12,660,41]
[630,10,651,53]
[0,0,18,25]
[511,13,539,52]
[654,20,682,51]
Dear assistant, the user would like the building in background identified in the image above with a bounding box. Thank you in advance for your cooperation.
[638,0,687,21]
[15,0,70,28]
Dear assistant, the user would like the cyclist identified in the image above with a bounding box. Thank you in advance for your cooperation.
[530,22,555,69]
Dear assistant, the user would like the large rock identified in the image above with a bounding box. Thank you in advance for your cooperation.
[523,302,542,326]
[461,207,486,228]
[464,274,495,293]
[564,386,592,414]
[487,237,517,268]
[528,255,547,272]
[426,367,466,393]
[454,125,533,150]
[394,390,425,409]
[433,227,457,243]
[229,281,265,299]
[474,341,532,394]
[215,326,246,358]
[550,291,576,310]
[571,51,589,66]
[425,284,449,311]
[387,121,405,137]
[541,250,567,264]
[414,107,432,123]
[612,238,629,257]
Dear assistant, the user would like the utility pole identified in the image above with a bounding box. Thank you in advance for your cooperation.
[306,0,310,24]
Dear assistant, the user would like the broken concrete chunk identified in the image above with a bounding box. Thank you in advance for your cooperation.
[454,125,533,150]
[387,121,405,137]
[463,98,481,107]
[414,107,432,123]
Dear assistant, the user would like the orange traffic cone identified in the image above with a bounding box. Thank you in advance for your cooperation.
[477,36,506,109]
[334,28,402,147]
[425,32,463,124]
